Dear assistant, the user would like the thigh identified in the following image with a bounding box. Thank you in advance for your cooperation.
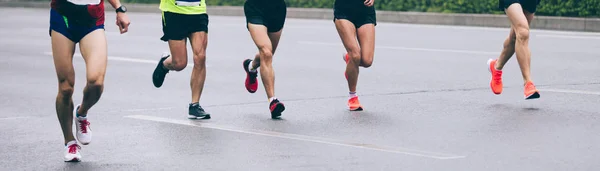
[334,19,360,55]
[505,3,530,29]
[51,30,76,85]
[267,31,282,55]
[248,24,273,52]
[189,31,208,60]
[168,39,188,64]
[79,29,107,82]
[356,24,375,61]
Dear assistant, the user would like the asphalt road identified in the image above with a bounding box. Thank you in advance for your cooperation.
[1,7,600,171]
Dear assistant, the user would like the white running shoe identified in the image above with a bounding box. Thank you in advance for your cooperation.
[75,105,92,145]
[64,141,81,162]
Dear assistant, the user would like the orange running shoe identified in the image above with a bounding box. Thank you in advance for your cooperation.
[347,96,364,111]
[524,81,540,100]
[487,59,503,95]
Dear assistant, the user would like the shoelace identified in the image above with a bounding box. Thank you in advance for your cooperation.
[79,120,89,133]
[349,97,359,105]
[492,70,503,82]
[249,72,257,83]
[68,144,81,154]
[526,83,535,90]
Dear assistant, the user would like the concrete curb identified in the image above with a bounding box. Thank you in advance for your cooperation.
[1,1,598,32]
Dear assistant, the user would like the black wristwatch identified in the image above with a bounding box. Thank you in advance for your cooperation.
[116,5,127,13]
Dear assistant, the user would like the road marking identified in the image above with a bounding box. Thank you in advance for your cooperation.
[125,115,466,160]
[0,116,30,120]
[43,52,196,67]
[537,34,600,40]
[540,89,600,96]
[298,41,497,55]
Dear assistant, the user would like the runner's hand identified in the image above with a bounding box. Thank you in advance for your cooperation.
[364,0,374,7]
[116,12,130,34]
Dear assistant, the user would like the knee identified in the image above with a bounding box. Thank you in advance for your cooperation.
[193,52,206,67]
[515,26,530,41]
[258,46,273,60]
[87,76,104,90]
[58,81,74,98]
[362,58,373,68]
[171,57,187,71]
[348,51,361,65]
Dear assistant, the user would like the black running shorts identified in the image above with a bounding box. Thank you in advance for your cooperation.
[244,0,287,33]
[499,0,541,13]
[161,11,209,41]
[333,0,377,28]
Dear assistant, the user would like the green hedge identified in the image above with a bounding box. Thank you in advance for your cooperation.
[123,0,599,17]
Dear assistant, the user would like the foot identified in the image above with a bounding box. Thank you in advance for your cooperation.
[487,59,503,95]
[269,99,285,119]
[74,105,92,145]
[188,103,211,119]
[64,141,81,162]
[152,53,170,88]
[524,81,541,100]
[243,59,259,93]
[347,96,364,111]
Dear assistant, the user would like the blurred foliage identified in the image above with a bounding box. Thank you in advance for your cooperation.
[39,0,600,17]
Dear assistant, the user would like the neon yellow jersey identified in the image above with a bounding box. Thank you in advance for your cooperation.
[160,0,207,15]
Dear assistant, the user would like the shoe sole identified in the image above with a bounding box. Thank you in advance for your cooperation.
[487,59,501,95]
[271,103,285,119]
[525,91,541,100]
[349,106,363,111]
[64,157,81,162]
[243,59,258,93]
[188,114,211,120]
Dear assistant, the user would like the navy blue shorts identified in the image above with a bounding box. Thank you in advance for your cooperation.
[49,8,104,43]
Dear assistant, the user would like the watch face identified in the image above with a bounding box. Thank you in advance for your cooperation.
[121,6,127,12]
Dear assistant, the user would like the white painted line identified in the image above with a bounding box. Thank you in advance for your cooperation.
[540,89,600,96]
[123,107,175,112]
[298,41,497,55]
[43,52,196,67]
[0,116,30,120]
[537,34,600,40]
[125,115,466,160]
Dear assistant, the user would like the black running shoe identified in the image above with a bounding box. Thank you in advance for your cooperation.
[152,54,170,88]
[188,103,211,119]
[269,99,285,119]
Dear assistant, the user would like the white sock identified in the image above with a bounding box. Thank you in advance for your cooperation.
[349,92,358,98]
[269,97,277,103]
[66,140,77,147]
[77,116,87,121]
[248,61,257,72]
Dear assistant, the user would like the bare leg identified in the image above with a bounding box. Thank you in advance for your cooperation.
[51,30,76,145]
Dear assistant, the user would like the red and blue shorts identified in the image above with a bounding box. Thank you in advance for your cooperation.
[49,0,105,43]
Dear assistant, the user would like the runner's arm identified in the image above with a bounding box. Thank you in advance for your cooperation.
[107,0,131,34]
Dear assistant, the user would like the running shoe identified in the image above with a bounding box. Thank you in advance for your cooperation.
[269,99,285,119]
[64,142,81,162]
[524,81,541,100]
[152,54,170,88]
[243,59,259,93]
[189,103,211,119]
[347,96,364,111]
[74,105,92,145]
[487,59,503,95]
